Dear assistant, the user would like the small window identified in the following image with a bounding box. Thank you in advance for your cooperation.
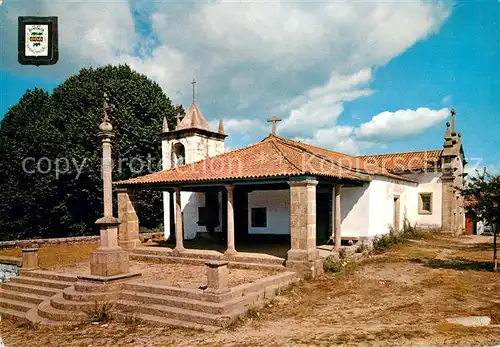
[251,208,267,228]
[419,193,433,215]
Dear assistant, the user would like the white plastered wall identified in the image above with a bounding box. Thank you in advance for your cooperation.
[247,190,290,235]
[161,134,225,240]
[338,184,371,239]
[367,176,418,237]
[402,171,443,228]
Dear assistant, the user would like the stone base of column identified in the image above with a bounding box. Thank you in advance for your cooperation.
[118,239,142,250]
[90,247,130,277]
[172,247,186,256]
[285,258,324,279]
[224,249,238,258]
[287,248,319,262]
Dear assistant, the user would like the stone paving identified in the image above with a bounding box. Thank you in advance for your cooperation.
[49,260,278,289]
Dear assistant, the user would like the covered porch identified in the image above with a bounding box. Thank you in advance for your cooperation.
[115,134,374,277]
[116,176,366,277]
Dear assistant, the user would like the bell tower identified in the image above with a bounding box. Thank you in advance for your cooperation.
[441,108,466,234]
[160,84,227,240]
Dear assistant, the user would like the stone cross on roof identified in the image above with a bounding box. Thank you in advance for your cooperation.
[267,115,282,135]
[191,78,197,104]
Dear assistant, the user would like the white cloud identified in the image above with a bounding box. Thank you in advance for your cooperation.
[294,126,374,155]
[355,107,449,141]
[282,105,449,155]
[1,0,452,151]
[279,69,374,137]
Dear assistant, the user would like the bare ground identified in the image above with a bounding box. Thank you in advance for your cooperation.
[1,234,500,346]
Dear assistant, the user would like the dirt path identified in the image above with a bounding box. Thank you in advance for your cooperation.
[1,234,500,346]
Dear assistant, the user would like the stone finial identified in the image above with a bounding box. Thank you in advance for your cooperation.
[445,121,452,139]
[175,113,183,129]
[218,119,225,134]
[450,108,456,134]
[162,117,169,132]
[99,93,114,134]
[443,121,453,148]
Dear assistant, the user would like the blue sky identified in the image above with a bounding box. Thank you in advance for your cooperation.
[1,0,498,173]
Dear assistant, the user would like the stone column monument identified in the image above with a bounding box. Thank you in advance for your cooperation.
[88,94,130,278]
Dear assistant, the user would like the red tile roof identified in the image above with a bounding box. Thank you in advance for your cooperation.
[357,150,443,173]
[115,135,414,186]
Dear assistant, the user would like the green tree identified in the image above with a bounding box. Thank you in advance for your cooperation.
[0,65,179,240]
[461,169,500,271]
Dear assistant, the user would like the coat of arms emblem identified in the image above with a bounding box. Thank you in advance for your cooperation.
[25,24,49,57]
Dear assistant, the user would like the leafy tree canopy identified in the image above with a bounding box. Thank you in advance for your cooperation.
[0,64,182,240]
[461,170,500,271]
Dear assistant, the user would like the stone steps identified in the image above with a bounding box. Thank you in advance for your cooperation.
[50,293,96,311]
[132,247,173,256]
[0,306,27,321]
[2,282,60,297]
[113,311,220,332]
[131,254,286,272]
[119,290,256,315]
[116,299,236,327]
[0,288,46,304]
[63,287,119,302]
[10,276,75,290]
[20,270,78,283]
[37,299,86,322]
[122,282,224,303]
[229,262,285,272]
[0,296,36,312]
[25,307,71,326]
[0,270,79,324]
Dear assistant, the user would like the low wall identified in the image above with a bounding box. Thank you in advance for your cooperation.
[0,232,162,249]
[0,256,22,283]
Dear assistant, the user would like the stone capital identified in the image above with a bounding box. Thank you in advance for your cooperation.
[288,179,318,188]
[95,216,120,226]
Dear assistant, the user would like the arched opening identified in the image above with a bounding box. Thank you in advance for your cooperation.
[172,142,185,167]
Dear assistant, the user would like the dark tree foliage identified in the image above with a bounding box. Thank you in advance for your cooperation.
[0,65,180,240]
[460,170,500,271]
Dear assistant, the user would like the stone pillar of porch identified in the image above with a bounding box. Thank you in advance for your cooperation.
[225,184,237,257]
[117,188,141,250]
[286,179,322,278]
[174,186,185,253]
[333,184,342,251]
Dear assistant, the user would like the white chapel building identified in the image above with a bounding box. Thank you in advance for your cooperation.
[118,101,466,251]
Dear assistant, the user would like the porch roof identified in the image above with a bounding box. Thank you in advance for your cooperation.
[115,134,413,187]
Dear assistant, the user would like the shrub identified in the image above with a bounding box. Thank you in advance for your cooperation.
[323,255,343,273]
[356,242,370,253]
[339,248,348,259]
[373,217,427,252]
[84,300,114,323]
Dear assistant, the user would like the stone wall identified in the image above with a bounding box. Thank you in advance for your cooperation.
[0,233,160,249]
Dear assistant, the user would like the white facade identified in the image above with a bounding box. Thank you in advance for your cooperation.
[403,171,443,228]
[161,132,225,239]
[247,190,290,235]
[169,170,447,241]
